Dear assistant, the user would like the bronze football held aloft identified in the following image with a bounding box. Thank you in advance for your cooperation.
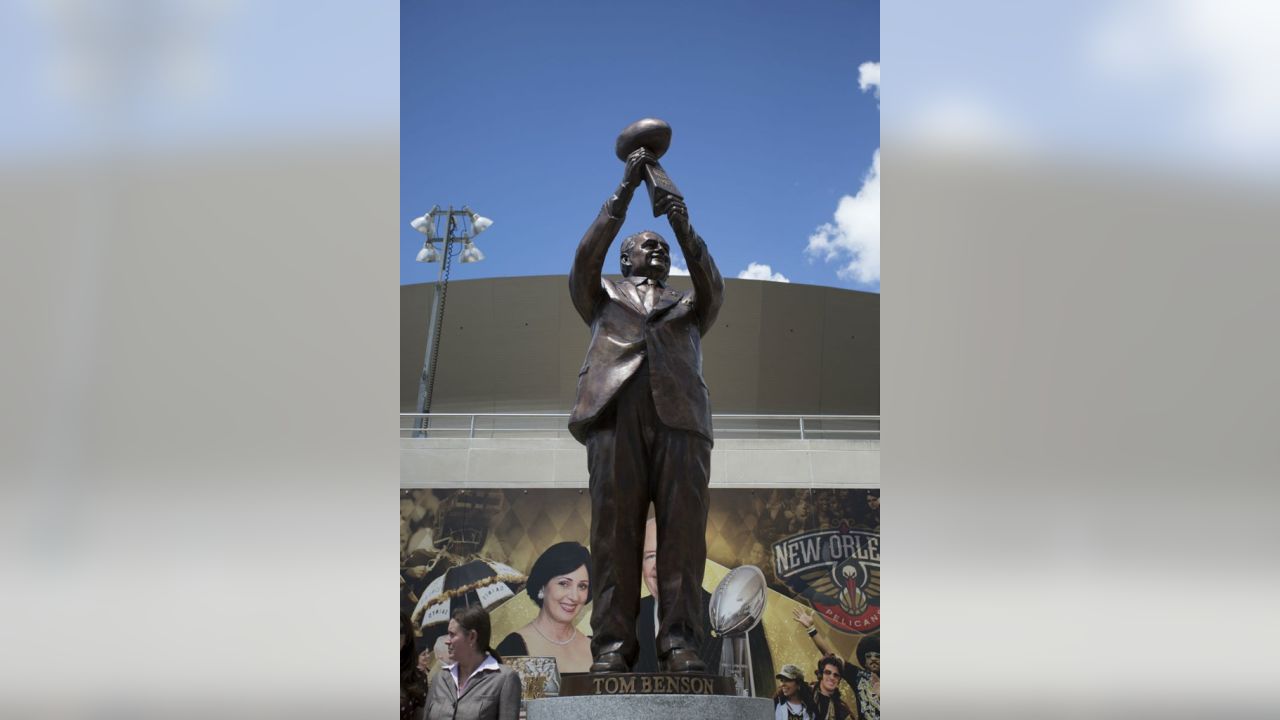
[615,118,684,218]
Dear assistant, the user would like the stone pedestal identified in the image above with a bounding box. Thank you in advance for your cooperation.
[526,694,772,720]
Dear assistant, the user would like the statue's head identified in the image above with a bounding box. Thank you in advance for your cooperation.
[620,230,670,281]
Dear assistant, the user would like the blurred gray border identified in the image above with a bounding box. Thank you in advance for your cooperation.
[886,143,1280,718]
[5,1,1280,717]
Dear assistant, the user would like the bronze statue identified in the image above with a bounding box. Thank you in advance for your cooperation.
[568,118,725,674]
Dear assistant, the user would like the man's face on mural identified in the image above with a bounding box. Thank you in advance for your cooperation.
[433,635,453,667]
[863,651,879,675]
[819,662,841,694]
[642,518,659,599]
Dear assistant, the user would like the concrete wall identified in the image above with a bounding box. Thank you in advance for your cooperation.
[401,437,879,489]
[401,276,879,415]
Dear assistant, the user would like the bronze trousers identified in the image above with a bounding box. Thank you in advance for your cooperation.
[586,362,712,668]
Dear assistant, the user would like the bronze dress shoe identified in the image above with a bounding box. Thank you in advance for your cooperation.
[590,652,628,674]
[658,648,706,673]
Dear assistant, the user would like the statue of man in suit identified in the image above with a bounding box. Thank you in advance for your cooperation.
[569,147,724,674]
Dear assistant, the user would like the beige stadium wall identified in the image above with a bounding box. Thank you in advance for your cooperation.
[400,276,879,416]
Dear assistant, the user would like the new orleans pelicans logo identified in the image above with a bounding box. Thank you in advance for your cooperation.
[772,523,880,633]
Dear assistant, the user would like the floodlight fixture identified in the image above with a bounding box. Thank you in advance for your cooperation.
[459,240,484,264]
[416,241,439,263]
[467,209,493,235]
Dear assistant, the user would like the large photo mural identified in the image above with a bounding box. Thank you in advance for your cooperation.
[400,487,879,704]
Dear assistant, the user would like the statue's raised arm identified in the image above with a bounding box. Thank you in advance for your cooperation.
[655,193,723,336]
[568,148,655,323]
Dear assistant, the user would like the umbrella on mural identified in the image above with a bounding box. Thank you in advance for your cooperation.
[413,558,526,631]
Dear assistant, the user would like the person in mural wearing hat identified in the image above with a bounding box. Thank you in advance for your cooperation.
[773,663,817,720]
[495,541,593,673]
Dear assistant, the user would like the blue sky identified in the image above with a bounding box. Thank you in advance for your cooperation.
[401,0,880,290]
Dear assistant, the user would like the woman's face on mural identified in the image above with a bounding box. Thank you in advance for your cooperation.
[542,564,590,625]
[778,678,799,698]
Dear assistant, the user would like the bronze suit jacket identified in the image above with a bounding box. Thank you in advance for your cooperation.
[568,206,724,445]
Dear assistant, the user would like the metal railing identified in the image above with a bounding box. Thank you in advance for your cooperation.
[400,413,879,441]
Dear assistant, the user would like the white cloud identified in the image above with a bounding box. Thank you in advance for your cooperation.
[668,259,690,276]
[807,59,881,286]
[737,263,790,283]
[806,150,880,284]
[858,61,880,94]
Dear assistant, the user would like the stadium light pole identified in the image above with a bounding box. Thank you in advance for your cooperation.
[409,206,492,436]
